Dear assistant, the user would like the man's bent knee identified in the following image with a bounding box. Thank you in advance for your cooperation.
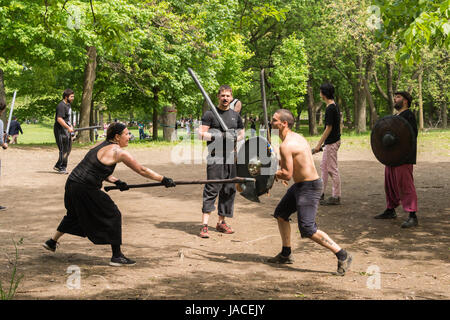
[299,226,317,238]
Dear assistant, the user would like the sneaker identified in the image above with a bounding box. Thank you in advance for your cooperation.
[109,255,136,267]
[319,194,326,205]
[59,168,69,174]
[323,196,341,205]
[53,166,61,172]
[43,239,58,252]
[267,252,294,264]
[0,206,7,211]
[401,216,418,228]
[216,221,234,234]
[199,225,209,238]
[335,253,352,276]
[374,208,397,219]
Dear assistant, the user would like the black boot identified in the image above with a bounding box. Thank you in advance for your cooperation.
[374,208,397,219]
[401,213,418,228]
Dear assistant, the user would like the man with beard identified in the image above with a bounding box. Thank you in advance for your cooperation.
[198,85,244,238]
[374,91,419,228]
[54,89,75,174]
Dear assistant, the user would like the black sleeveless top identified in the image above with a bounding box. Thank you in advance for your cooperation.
[68,140,117,189]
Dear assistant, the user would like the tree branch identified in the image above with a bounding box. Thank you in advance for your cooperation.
[43,0,50,30]
[329,56,352,84]
[373,71,389,101]
[62,0,69,12]
[90,0,96,24]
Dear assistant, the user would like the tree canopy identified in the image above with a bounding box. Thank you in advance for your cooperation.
[1,0,448,139]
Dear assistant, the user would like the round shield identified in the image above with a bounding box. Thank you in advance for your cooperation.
[370,115,415,166]
[236,136,277,202]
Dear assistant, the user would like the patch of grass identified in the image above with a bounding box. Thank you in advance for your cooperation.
[0,238,24,300]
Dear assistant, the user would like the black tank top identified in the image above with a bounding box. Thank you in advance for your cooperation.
[68,140,117,189]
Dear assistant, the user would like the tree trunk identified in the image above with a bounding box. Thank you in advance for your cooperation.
[0,69,7,125]
[152,105,158,140]
[89,99,95,141]
[202,99,209,116]
[374,61,395,114]
[340,98,351,128]
[352,82,359,129]
[161,105,177,141]
[441,100,448,128]
[295,104,301,131]
[435,72,448,128]
[152,87,160,140]
[363,77,377,129]
[78,46,97,143]
[307,81,317,135]
[317,107,323,127]
[418,67,424,131]
[129,112,134,124]
[337,96,345,131]
[354,52,367,134]
[356,86,367,133]
[386,61,395,114]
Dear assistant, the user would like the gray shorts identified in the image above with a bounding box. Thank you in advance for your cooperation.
[202,163,236,217]
[273,179,323,238]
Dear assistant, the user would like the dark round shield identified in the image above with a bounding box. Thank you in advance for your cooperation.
[370,115,415,166]
[236,136,277,202]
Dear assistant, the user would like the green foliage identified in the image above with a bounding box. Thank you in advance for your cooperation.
[374,0,450,64]
[271,34,309,113]
[0,0,448,131]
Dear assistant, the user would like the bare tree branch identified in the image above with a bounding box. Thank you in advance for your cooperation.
[43,0,49,30]
[90,0,96,24]
[373,71,389,101]
[62,0,69,12]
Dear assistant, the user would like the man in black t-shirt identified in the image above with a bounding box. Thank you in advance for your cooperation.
[313,83,342,205]
[374,91,419,228]
[54,89,75,174]
[198,85,245,238]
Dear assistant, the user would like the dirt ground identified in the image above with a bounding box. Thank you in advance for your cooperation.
[0,140,449,300]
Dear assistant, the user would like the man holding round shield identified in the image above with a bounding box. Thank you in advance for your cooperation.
[198,85,245,238]
[374,91,419,228]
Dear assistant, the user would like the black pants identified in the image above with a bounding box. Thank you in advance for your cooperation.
[202,162,236,218]
[54,125,72,170]
[57,180,122,245]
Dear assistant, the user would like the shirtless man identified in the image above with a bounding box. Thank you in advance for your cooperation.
[268,109,352,276]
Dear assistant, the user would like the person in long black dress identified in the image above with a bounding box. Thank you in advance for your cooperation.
[43,122,176,266]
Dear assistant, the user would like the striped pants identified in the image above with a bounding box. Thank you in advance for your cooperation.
[320,140,341,197]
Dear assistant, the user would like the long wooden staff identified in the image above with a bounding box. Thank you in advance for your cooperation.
[104,177,256,192]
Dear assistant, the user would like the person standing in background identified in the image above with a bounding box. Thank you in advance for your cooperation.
[8,116,23,144]
[54,89,74,174]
